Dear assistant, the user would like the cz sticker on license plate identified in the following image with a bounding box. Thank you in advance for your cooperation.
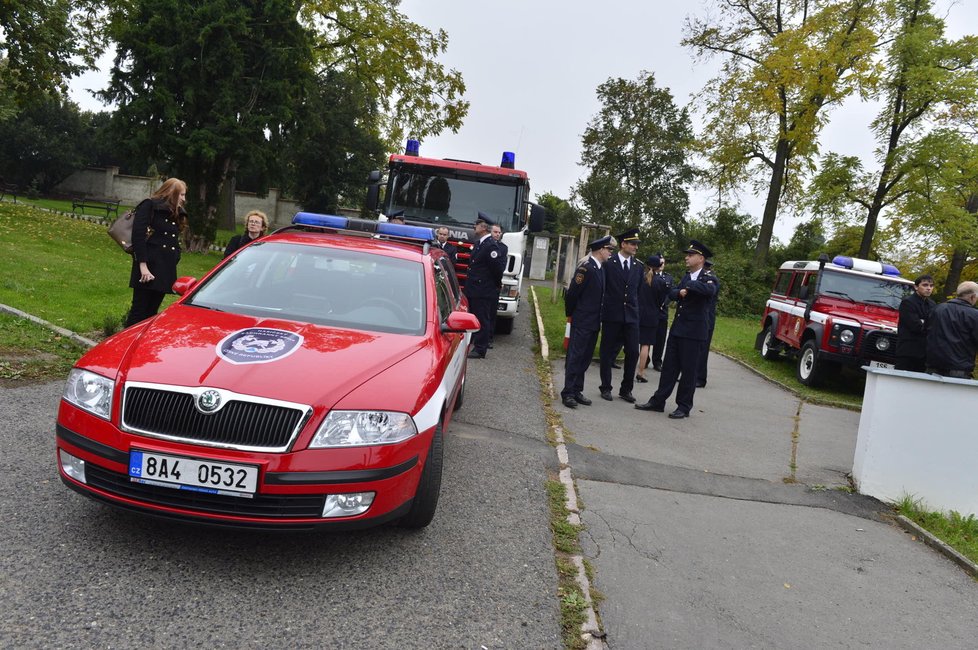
[129,450,258,498]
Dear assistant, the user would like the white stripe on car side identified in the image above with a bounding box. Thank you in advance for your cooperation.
[412,340,466,432]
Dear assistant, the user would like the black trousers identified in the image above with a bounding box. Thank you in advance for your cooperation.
[126,285,166,327]
[647,334,702,414]
[651,320,668,368]
[895,357,926,372]
[599,320,639,394]
[562,326,599,400]
[697,319,717,383]
[468,295,495,355]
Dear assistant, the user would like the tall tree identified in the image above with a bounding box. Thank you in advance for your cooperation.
[808,0,978,258]
[536,192,584,235]
[574,71,696,239]
[683,0,881,265]
[0,94,89,191]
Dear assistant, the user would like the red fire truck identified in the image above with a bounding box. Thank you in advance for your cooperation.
[367,140,545,334]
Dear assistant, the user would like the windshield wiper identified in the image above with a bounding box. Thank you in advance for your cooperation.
[863,298,893,306]
[189,303,225,312]
[821,290,856,302]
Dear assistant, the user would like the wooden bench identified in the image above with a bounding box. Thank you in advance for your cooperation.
[0,183,18,202]
[72,197,121,219]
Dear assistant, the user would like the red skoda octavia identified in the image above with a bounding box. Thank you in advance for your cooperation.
[56,214,478,529]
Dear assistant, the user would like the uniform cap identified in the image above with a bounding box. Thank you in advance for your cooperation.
[616,227,640,243]
[589,235,617,251]
[476,211,495,226]
[683,239,713,258]
[646,254,662,268]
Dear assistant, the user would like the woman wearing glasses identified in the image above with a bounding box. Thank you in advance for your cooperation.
[224,210,269,258]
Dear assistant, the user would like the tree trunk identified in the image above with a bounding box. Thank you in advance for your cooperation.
[942,248,967,299]
[221,160,238,230]
[753,137,790,266]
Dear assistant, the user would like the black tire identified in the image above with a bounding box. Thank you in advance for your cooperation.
[398,422,444,529]
[796,339,826,387]
[495,316,514,335]
[452,375,465,412]
[760,325,781,360]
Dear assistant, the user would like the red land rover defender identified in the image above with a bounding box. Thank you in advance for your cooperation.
[756,255,915,387]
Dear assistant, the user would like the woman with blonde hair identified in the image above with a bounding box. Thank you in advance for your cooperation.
[223,210,269,258]
[125,178,188,327]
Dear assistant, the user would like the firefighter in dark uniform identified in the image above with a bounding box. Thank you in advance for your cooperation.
[464,212,505,359]
[636,240,718,418]
[650,253,673,371]
[599,227,643,403]
[696,259,721,387]
[896,274,935,372]
[560,235,616,408]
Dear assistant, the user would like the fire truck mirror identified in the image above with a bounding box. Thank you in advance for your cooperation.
[527,203,545,233]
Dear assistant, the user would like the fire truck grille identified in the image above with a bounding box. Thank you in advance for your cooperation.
[123,387,305,450]
[862,331,899,363]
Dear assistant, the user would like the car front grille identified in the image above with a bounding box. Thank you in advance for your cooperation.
[862,330,899,362]
[85,463,326,519]
[122,385,309,451]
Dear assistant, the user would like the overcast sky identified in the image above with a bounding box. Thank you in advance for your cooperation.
[69,0,977,241]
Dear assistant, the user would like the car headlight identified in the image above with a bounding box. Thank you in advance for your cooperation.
[63,368,114,420]
[876,337,891,351]
[839,329,855,344]
[310,411,418,448]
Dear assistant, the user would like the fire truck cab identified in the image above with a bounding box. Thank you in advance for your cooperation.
[757,255,915,387]
[367,140,545,334]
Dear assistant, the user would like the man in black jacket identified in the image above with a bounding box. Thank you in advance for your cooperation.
[598,227,643,403]
[896,274,935,372]
[636,240,718,419]
[464,213,505,359]
[560,236,615,408]
[696,259,721,387]
[926,281,978,379]
[434,226,457,265]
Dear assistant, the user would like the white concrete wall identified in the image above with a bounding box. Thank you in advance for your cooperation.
[853,367,978,515]
[529,235,550,280]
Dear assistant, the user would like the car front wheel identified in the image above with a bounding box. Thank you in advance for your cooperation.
[796,340,826,387]
[398,422,444,529]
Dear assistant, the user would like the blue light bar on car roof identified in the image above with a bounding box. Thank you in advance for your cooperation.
[832,255,902,276]
[291,212,435,243]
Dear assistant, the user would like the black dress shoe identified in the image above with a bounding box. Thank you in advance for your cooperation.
[467,350,485,359]
[635,401,664,412]
[635,375,648,383]
[600,391,613,401]
[618,392,636,403]
[653,364,662,371]
[574,393,592,406]
[695,381,706,388]
[612,363,622,369]
[668,409,689,419]
[561,397,578,408]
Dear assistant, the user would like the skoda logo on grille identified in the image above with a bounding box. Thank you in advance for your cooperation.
[196,389,223,414]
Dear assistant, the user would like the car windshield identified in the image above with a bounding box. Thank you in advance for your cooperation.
[817,269,912,310]
[386,170,521,231]
[187,242,426,335]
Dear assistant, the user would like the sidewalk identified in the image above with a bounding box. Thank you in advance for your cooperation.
[555,353,978,648]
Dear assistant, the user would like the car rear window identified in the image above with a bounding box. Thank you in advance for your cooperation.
[187,242,426,335]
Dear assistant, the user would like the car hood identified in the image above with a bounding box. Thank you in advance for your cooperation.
[118,305,427,406]
[821,304,899,331]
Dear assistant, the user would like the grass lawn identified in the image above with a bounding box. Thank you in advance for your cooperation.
[897,496,978,567]
[0,202,224,336]
[0,312,90,385]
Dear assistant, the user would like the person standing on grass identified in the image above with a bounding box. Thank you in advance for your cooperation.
[125,178,187,327]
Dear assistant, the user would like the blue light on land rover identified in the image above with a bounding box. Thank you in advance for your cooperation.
[831,256,902,276]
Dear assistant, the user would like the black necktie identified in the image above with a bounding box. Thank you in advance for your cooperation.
[624,259,629,273]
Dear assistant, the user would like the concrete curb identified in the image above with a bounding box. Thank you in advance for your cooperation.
[895,515,978,579]
[0,303,97,349]
[529,286,607,649]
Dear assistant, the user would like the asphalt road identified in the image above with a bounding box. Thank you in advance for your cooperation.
[0,299,561,649]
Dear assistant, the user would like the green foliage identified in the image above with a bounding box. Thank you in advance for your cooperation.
[0,0,109,105]
[574,71,696,239]
[897,495,978,566]
[0,93,90,191]
[536,192,583,235]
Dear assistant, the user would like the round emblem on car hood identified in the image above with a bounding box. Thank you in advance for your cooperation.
[196,389,222,414]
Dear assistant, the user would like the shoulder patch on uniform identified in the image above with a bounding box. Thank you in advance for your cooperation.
[490,250,498,258]
[575,272,585,285]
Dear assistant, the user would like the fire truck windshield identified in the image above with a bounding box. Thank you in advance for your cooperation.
[818,269,913,310]
[386,170,521,231]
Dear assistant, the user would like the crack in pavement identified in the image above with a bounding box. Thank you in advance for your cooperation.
[567,442,886,522]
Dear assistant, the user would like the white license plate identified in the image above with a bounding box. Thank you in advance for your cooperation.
[869,360,893,370]
[128,450,258,497]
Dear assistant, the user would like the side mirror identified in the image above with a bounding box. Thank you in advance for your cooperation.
[527,203,545,233]
[172,276,198,296]
[798,285,809,300]
[365,170,382,211]
[441,310,481,333]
